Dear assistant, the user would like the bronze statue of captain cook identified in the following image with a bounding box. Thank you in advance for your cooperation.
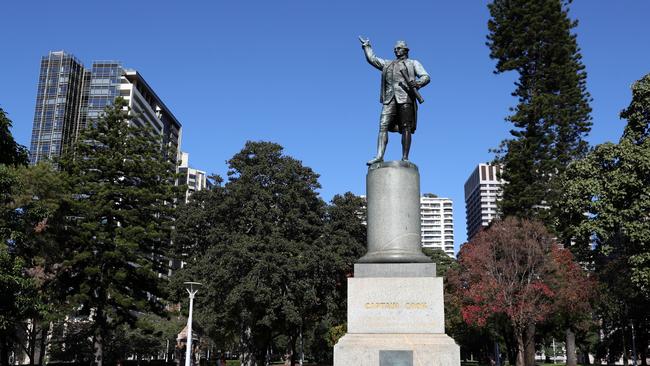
[359,37,430,165]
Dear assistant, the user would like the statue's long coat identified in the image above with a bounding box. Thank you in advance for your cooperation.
[362,46,430,133]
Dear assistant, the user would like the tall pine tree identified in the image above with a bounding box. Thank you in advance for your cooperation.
[59,98,179,366]
[487,0,592,219]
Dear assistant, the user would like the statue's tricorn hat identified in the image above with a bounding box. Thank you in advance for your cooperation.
[394,40,409,50]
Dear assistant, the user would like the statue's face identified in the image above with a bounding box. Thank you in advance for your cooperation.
[394,47,408,58]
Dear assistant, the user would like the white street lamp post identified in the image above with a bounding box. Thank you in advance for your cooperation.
[184,282,201,366]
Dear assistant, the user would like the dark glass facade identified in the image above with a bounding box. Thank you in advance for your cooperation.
[30,51,85,164]
[80,62,122,134]
[29,52,182,165]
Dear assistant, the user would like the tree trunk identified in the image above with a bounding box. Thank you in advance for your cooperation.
[166,338,174,364]
[28,319,37,366]
[239,325,254,366]
[566,328,577,366]
[515,329,526,366]
[607,346,616,366]
[299,326,304,366]
[525,324,536,366]
[623,327,629,366]
[0,333,11,366]
[255,345,268,366]
[38,321,53,366]
[38,325,47,366]
[505,334,517,366]
[289,334,297,366]
[265,344,271,366]
[93,328,103,366]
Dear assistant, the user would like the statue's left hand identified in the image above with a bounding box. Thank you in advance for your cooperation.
[408,80,418,89]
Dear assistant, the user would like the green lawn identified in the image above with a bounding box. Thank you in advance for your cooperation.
[225,362,323,366]
[461,362,573,366]
[223,363,568,366]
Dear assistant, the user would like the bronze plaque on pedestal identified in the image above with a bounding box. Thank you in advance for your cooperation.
[379,350,413,366]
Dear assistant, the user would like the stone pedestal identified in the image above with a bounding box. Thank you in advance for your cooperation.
[333,263,460,366]
[333,161,460,366]
[359,161,431,263]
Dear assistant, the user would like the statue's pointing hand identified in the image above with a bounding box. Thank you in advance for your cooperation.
[358,36,371,48]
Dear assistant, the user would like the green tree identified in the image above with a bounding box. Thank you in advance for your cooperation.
[0,165,39,366]
[0,109,37,366]
[9,162,71,366]
[487,0,592,219]
[308,192,366,363]
[0,107,28,167]
[47,311,184,365]
[58,98,179,366]
[0,244,38,366]
[556,73,650,364]
[422,248,456,278]
[106,313,185,363]
[173,141,325,366]
[0,107,51,365]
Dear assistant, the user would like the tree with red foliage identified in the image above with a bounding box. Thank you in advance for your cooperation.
[455,217,557,366]
[549,247,596,366]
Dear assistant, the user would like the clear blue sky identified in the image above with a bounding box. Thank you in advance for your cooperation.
[2,0,648,252]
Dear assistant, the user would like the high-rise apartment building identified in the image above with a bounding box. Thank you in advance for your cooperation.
[178,152,211,202]
[29,51,182,164]
[464,163,504,241]
[30,51,86,163]
[420,194,455,257]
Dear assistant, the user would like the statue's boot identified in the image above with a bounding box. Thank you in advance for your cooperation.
[366,157,383,165]
[367,131,387,166]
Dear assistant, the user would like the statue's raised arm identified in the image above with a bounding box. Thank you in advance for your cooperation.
[359,36,385,71]
[358,36,371,48]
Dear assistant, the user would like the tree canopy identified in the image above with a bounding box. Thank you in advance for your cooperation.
[556,73,650,363]
[173,141,325,365]
[172,142,366,366]
[0,109,38,366]
[0,108,28,167]
[451,217,592,366]
[487,0,592,219]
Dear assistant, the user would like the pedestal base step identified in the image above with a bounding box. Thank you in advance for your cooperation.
[334,333,460,366]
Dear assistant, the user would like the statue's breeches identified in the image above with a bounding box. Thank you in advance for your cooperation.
[379,99,415,134]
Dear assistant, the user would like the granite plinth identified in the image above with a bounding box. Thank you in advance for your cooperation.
[334,333,460,366]
[347,277,445,334]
